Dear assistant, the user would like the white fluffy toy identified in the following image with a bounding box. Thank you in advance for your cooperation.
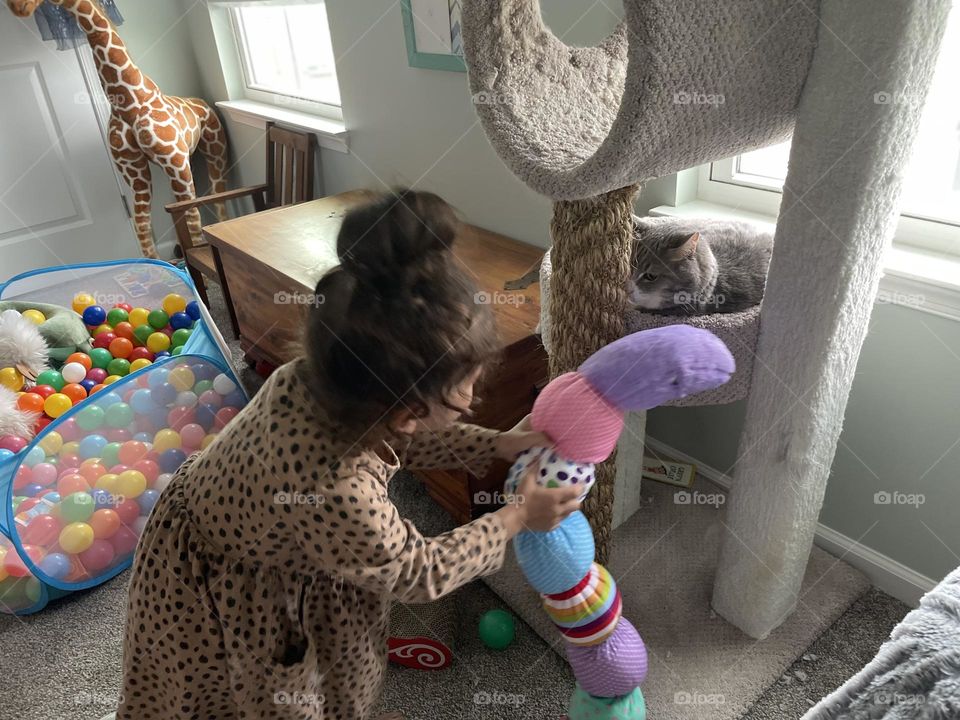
[0,309,49,440]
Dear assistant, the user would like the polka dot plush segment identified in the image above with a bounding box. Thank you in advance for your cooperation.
[566,617,648,698]
[513,510,595,594]
[569,684,647,720]
[530,372,623,463]
[543,562,616,628]
[504,446,595,501]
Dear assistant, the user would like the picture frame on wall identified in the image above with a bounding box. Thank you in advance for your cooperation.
[400,0,466,72]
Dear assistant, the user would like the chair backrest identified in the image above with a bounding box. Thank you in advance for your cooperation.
[265,122,316,208]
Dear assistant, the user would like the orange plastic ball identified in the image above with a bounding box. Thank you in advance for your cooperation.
[61,383,88,405]
[58,473,91,496]
[113,322,136,342]
[109,337,134,359]
[89,508,121,539]
[89,384,107,395]
[78,463,106,484]
[17,392,45,414]
[66,352,93,372]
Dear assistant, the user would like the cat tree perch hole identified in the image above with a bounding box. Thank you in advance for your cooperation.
[538,248,760,406]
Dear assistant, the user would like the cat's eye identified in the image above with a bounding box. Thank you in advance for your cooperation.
[640,272,659,282]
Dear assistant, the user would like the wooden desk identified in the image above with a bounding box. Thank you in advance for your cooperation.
[203,191,548,522]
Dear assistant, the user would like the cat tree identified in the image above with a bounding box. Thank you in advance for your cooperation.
[462,0,950,638]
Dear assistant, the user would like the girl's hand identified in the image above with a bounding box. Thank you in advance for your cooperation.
[498,458,581,535]
[494,414,552,461]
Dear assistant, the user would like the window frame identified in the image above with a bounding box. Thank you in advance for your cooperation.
[228,2,343,123]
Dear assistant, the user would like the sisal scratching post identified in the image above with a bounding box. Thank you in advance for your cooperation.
[548,184,639,563]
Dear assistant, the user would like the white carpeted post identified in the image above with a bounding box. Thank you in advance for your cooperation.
[712,0,951,639]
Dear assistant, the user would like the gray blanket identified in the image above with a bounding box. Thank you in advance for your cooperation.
[803,568,960,719]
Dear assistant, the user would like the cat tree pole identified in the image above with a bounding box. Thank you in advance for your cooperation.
[462,0,949,638]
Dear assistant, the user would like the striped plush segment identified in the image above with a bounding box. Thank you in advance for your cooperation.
[513,510,595,595]
[542,563,615,628]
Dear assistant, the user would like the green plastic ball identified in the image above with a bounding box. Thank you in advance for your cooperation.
[105,402,134,429]
[172,345,184,356]
[107,358,131,377]
[100,442,121,468]
[478,609,515,650]
[133,324,153,345]
[106,308,129,326]
[60,492,95,523]
[75,405,105,431]
[36,369,64,392]
[193,379,213,395]
[147,309,169,330]
[171,328,192,348]
[89,347,113,370]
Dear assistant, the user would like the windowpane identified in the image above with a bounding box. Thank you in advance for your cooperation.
[236,3,340,108]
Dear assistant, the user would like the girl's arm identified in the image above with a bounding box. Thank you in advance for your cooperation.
[400,422,501,476]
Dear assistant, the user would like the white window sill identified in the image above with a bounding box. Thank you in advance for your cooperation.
[650,201,960,322]
[216,100,349,154]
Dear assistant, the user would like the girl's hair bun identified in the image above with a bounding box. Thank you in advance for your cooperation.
[337,189,456,300]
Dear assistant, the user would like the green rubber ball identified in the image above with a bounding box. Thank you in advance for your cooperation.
[133,324,153,345]
[60,491,95,523]
[76,405,105,431]
[147,309,169,330]
[100,442,121,468]
[105,402,134,429]
[106,308,129,326]
[107,358,131,377]
[89,347,113,370]
[171,328,192,348]
[478,609,515,650]
[36,369,64,392]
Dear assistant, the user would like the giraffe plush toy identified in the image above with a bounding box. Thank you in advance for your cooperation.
[7,0,229,259]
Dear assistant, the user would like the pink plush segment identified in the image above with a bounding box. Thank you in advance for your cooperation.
[532,372,623,463]
[565,617,648,698]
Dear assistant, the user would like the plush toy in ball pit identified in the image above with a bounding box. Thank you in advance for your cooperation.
[505,325,735,718]
[0,309,50,443]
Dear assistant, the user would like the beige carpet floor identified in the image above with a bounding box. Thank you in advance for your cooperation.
[484,473,871,720]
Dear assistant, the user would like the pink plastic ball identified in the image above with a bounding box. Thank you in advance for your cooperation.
[59,453,81,470]
[110,526,139,555]
[13,465,33,490]
[167,407,195,432]
[58,418,81,442]
[22,514,62,546]
[179,423,206,449]
[0,435,28,453]
[104,428,132,443]
[85,368,108,384]
[197,390,221,408]
[31,463,58,487]
[114,498,140,524]
[214,407,239,431]
[132,459,159,484]
[78,538,116,571]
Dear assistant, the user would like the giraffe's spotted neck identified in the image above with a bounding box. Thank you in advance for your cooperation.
[54,0,161,124]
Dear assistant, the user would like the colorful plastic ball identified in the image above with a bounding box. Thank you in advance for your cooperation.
[169,311,192,331]
[213,374,237,395]
[116,470,147,498]
[114,499,141,525]
[65,353,92,373]
[147,309,170,330]
[179,423,206,449]
[201,434,217,450]
[22,515,62,545]
[113,321,136,343]
[171,328,192,348]
[61,492,96,523]
[146,332,171,353]
[35,416,53,434]
[162,294,187,316]
[153,429,181,453]
[175,391,198,409]
[72,293,96,314]
[76,405,105,432]
[0,448,15,462]
[89,384,107,395]
[43,393,72,419]
[168,366,195,392]
[0,366,24,392]
[185,300,201,321]
[129,347,154,363]
[130,389,154,415]
[17,392,45,414]
[106,307,129,326]
[167,407,195,432]
[89,348,113,370]
[21,308,46,325]
[82,305,107,326]
[127,307,148,328]
[23,445,44,468]
[39,552,72,580]
[133,324,154,346]
[107,358,131,377]
[58,473,90,497]
[223,389,246,410]
[0,434,28,454]
[138,489,161,515]
[38,431,63,455]
[79,539,116,571]
[59,522,95,553]
[84,369,107,386]
[195,404,218,430]
[114,303,132,313]
[158,448,187,474]
[129,358,153,373]
[23,483,44,497]
[478,609,515,650]
[89,508,121,538]
[60,362,86,385]
[215,406,240,430]
[109,337,134,360]
[117,441,148,466]
[92,332,117,350]
[79,379,96,395]
[110,526,140,556]
[61,383,88,405]
[59,454,81,470]
[171,346,184,356]
[132,459,159,484]
[155,351,171,360]
[147,367,170,389]
[103,375,122,386]
[151,382,177,407]
[92,323,113,337]
[36,369,65,392]
[78,434,108,460]
[31,463,57,487]
[105,402,134,429]
[154,473,174,492]
[89,488,114,511]
[13,465,33,490]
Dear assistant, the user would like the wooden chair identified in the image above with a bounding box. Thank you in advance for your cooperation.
[165,122,317,336]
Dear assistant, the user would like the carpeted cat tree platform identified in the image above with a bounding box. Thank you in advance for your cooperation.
[461,0,950,640]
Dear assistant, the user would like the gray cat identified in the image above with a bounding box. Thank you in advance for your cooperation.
[627,217,774,315]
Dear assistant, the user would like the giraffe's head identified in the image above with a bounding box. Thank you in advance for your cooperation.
[7,0,51,18]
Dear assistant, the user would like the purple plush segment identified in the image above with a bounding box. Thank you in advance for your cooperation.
[578,325,735,411]
[565,617,649,698]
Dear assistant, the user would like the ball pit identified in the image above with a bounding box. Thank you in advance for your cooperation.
[0,259,246,614]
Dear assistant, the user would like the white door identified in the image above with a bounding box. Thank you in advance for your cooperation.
[0,13,138,277]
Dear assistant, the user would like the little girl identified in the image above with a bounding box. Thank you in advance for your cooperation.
[116,190,581,719]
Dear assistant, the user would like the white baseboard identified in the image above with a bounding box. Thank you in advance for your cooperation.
[644,436,938,607]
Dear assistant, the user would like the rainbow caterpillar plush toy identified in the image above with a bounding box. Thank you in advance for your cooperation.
[504,325,735,719]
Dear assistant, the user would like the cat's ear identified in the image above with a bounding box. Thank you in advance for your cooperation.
[668,232,700,261]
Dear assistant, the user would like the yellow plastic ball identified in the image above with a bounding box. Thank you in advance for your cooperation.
[116,470,147,498]
[21,309,46,325]
[103,375,122,386]
[168,366,195,392]
[129,358,153,373]
[0,547,7,582]
[201,434,217,450]
[95,473,120,494]
[0,367,24,392]
[60,441,80,457]
[162,293,187,316]
[59,522,95,554]
[39,431,63,456]
[128,308,150,328]
[44,393,73,419]
[153,429,182,453]
[72,293,96,314]
[93,323,113,336]
[146,333,171,354]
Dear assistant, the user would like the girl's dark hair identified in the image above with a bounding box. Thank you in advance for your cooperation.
[304,189,498,439]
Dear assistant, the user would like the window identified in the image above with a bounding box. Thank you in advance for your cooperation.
[698,9,960,255]
[230,2,341,120]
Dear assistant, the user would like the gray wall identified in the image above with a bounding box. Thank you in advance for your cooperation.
[176,0,958,587]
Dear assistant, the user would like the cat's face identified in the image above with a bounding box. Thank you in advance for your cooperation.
[628,231,709,311]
